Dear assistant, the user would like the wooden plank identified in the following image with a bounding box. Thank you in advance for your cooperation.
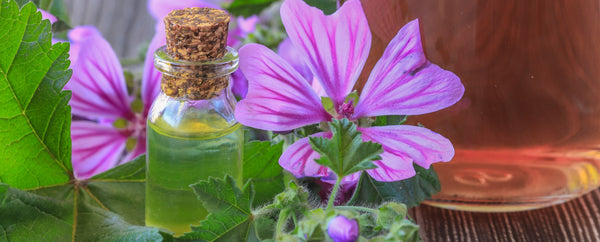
[63,0,156,58]
[412,189,600,242]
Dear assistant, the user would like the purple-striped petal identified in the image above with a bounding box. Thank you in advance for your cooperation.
[68,26,100,67]
[366,152,416,182]
[281,0,371,107]
[359,125,454,178]
[71,121,127,179]
[279,132,332,178]
[235,43,331,131]
[66,26,134,120]
[142,23,165,116]
[278,38,313,82]
[354,20,464,118]
[279,132,363,185]
[122,136,146,164]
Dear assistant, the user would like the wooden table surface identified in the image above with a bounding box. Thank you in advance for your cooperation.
[410,188,600,242]
[63,1,600,241]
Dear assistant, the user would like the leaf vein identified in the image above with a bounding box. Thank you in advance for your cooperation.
[83,187,110,211]
[72,188,78,242]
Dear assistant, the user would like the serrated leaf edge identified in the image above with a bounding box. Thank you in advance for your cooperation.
[2,1,70,175]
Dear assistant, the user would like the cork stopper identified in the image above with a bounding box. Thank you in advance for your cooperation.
[161,7,231,100]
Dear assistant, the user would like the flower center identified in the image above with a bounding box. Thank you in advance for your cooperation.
[336,101,355,119]
[129,114,147,139]
[113,113,147,151]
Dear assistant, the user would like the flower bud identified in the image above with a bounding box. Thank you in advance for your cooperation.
[327,215,359,242]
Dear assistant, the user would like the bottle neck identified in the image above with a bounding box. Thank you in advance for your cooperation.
[157,77,236,103]
[160,74,230,100]
[153,46,239,101]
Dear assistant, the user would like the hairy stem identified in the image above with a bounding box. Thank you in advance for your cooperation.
[327,177,343,210]
[335,206,377,214]
[275,209,289,239]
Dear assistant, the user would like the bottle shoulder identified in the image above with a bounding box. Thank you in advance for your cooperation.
[147,92,239,138]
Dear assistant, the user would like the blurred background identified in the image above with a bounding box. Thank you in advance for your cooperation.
[64,0,155,59]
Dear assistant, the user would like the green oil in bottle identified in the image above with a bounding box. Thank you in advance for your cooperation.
[145,7,242,236]
[146,111,243,236]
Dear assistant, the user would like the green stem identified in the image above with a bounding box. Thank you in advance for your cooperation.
[335,206,377,214]
[326,177,343,210]
[275,209,289,239]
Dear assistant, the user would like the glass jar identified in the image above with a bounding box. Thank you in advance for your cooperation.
[145,46,243,235]
[365,0,600,211]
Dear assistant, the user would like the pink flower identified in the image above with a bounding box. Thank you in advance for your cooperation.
[277,38,313,83]
[235,0,464,183]
[67,0,261,180]
[228,15,260,47]
[327,216,359,242]
[67,26,150,179]
[39,9,57,24]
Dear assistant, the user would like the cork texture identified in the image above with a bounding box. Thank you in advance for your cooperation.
[161,7,230,99]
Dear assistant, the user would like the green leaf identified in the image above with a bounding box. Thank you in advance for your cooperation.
[321,96,334,114]
[348,164,441,208]
[226,0,278,17]
[0,3,160,240]
[243,140,284,207]
[384,219,422,242]
[14,0,71,25]
[304,0,337,15]
[293,208,327,241]
[0,155,162,241]
[309,119,382,178]
[272,181,309,212]
[85,155,147,225]
[372,115,408,126]
[344,90,359,104]
[376,203,407,230]
[91,154,146,181]
[0,0,72,189]
[182,176,259,241]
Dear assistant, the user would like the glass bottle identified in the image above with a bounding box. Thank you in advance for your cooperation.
[362,0,600,211]
[145,8,242,235]
[145,46,242,235]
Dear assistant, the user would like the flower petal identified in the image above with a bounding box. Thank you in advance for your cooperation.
[66,26,134,120]
[231,69,248,98]
[39,9,57,24]
[68,26,100,66]
[366,152,416,182]
[122,136,146,164]
[278,38,313,82]
[235,43,331,131]
[354,20,464,118]
[142,23,165,116]
[237,15,259,33]
[280,0,371,107]
[327,216,360,242]
[279,132,332,178]
[228,15,260,47]
[71,121,127,179]
[359,125,454,180]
